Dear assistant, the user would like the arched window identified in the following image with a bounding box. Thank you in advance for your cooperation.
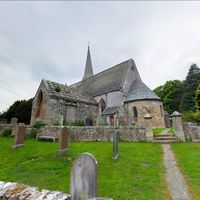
[160,105,163,116]
[99,99,106,115]
[132,106,138,118]
[36,90,44,119]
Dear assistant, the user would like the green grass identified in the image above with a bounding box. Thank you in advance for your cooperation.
[152,128,164,134]
[171,143,200,200]
[0,137,169,200]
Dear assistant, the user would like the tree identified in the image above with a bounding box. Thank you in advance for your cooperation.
[195,84,200,111]
[179,64,200,112]
[0,98,33,124]
[153,80,183,114]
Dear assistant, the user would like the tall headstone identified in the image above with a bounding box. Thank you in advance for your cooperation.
[12,124,26,149]
[112,130,119,160]
[70,153,97,200]
[57,127,68,156]
[144,114,153,142]
[171,111,185,142]
[11,118,18,136]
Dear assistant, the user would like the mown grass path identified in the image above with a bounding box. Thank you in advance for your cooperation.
[171,143,200,200]
[0,137,169,200]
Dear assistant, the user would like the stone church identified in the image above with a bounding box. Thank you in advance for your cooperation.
[31,47,165,128]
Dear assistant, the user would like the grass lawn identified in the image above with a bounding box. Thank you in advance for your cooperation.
[0,136,169,200]
[171,143,200,200]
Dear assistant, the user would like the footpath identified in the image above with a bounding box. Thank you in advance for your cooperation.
[162,143,191,200]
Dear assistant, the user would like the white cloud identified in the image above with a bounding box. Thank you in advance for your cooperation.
[1,1,200,111]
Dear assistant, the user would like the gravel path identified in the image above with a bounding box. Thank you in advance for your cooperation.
[162,144,191,200]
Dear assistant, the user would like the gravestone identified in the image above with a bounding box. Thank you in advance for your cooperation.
[171,111,185,141]
[10,117,18,125]
[70,153,97,200]
[59,115,64,127]
[11,118,18,136]
[112,130,119,160]
[12,124,26,149]
[57,127,68,156]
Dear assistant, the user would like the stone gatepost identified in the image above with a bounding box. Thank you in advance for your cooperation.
[144,114,153,142]
[57,127,68,156]
[171,111,185,142]
[12,124,26,149]
[112,130,119,160]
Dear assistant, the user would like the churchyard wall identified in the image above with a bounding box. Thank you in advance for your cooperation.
[33,126,146,142]
[183,122,200,141]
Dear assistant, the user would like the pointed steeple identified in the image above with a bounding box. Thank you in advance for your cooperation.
[82,45,93,80]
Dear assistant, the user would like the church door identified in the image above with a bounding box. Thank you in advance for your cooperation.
[110,116,114,126]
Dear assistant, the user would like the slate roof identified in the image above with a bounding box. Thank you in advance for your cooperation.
[43,80,97,105]
[125,80,161,102]
[72,59,134,96]
[102,106,119,115]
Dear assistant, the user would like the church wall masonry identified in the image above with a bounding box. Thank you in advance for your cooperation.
[126,100,165,128]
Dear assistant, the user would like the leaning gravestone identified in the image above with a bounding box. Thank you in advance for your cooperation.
[70,153,97,200]
[12,124,26,149]
[57,127,68,156]
[112,130,119,160]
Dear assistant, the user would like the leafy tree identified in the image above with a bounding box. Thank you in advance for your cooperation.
[0,98,33,124]
[153,80,183,114]
[179,64,200,112]
[195,84,200,111]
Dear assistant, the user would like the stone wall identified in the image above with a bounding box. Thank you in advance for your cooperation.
[0,124,14,133]
[33,126,146,142]
[183,122,200,141]
[0,181,70,200]
[125,100,165,128]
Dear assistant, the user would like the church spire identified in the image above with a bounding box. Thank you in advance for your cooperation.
[82,45,93,80]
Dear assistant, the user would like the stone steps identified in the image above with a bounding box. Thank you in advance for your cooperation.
[153,134,178,144]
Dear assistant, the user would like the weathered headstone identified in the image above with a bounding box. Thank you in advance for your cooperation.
[12,124,26,149]
[10,117,18,125]
[57,127,68,156]
[144,114,153,142]
[112,130,119,160]
[11,118,18,136]
[59,115,64,127]
[70,153,97,200]
[171,111,185,141]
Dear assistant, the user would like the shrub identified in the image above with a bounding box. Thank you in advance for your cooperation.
[182,111,200,123]
[33,118,48,129]
[64,119,84,126]
[2,128,12,137]
[26,128,37,139]
[54,85,61,92]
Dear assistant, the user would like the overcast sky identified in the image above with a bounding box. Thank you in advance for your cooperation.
[1,1,200,112]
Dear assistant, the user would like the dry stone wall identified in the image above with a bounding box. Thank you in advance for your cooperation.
[183,122,200,141]
[0,181,71,200]
[33,126,146,142]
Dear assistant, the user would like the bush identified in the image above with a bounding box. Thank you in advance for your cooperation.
[2,128,12,137]
[26,128,37,139]
[182,111,200,123]
[64,119,84,126]
[152,128,164,134]
[33,118,48,129]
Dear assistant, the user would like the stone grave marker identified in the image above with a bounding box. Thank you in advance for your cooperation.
[144,114,153,142]
[70,153,97,200]
[10,117,18,125]
[12,124,26,149]
[112,130,119,160]
[57,127,68,156]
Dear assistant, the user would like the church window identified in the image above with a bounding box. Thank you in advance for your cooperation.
[160,105,163,116]
[132,106,138,118]
[99,99,106,115]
